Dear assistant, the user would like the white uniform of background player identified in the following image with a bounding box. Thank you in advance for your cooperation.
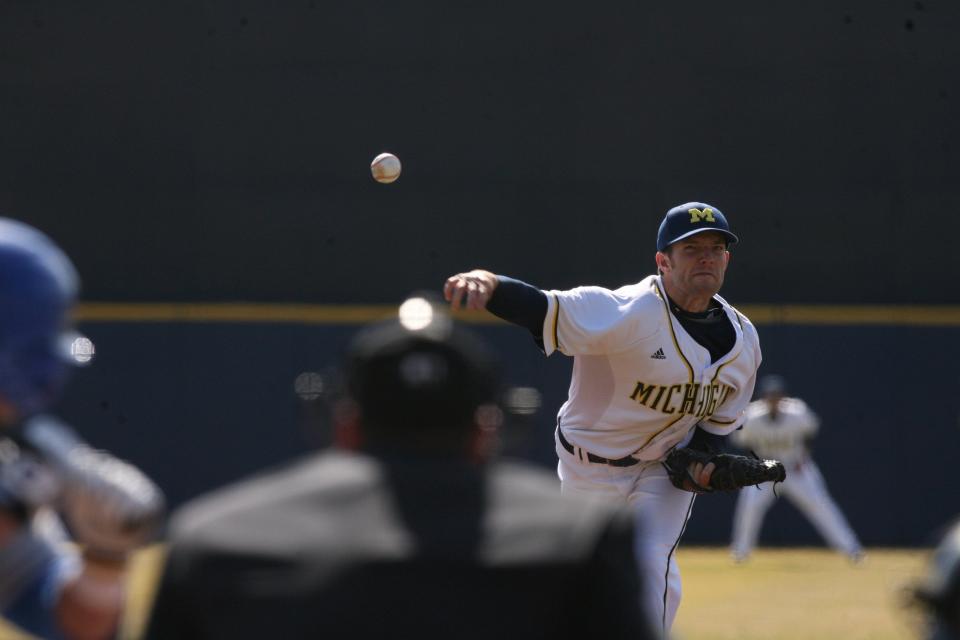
[730,375,862,562]
[445,202,762,634]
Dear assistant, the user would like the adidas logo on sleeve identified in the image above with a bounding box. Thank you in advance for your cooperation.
[650,348,666,360]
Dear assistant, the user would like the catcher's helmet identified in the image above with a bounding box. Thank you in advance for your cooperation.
[657,201,739,252]
[0,219,80,418]
[346,294,499,432]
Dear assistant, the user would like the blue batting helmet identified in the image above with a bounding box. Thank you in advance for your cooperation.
[0,219,80,418]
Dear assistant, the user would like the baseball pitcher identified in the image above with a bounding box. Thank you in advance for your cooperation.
[444,202,783,634]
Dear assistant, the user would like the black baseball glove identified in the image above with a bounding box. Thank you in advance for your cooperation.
[663,429,786,493]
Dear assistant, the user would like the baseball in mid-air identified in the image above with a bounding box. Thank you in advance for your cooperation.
[370,152,401,184]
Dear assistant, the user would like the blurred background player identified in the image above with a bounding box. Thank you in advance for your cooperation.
[145,296,655,640]
[729,374,862,562]
[0,218,164,640]
[913,519,960,640]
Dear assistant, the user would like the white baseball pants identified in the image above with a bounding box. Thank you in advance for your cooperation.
[556,433,695,637]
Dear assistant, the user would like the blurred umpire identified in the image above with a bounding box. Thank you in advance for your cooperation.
[0,218,163,639]
[145,296,655,639]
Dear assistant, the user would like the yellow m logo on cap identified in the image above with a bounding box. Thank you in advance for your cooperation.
[688,208,716,223]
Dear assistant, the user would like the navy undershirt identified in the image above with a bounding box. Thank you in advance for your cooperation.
[665,295,736,364]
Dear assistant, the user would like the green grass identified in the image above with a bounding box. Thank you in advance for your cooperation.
[674,547,929,640]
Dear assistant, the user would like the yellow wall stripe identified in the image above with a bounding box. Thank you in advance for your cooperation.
[75,303,506,325]
[736,305,960,326]
[73,302,960,327]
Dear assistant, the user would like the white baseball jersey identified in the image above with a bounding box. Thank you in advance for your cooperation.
[732,398,819,466]
[542,275,762,461]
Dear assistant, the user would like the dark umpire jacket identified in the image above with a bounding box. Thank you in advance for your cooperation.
[144,449,654,639]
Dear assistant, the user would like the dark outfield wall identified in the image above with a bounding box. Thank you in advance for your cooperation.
[0,1,958,303]
[59,319,959,547]
[1,1,958,545]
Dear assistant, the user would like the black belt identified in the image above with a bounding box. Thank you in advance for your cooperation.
[557,426,639,467]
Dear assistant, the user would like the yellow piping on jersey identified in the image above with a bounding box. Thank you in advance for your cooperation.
[551,293,560,352]
[711,311,743,381]
[733,310,746,330]
[706,416,737,425]
[641,414,687,449]
[652,281,694,384]
[711,352,740,384]
[709,308,743,408]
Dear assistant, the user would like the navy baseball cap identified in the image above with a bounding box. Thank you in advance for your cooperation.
[656,202,739,252]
